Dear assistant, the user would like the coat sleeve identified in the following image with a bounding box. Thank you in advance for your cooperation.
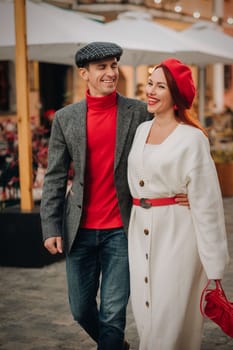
[40,114,71,241]
[186,134,229,279]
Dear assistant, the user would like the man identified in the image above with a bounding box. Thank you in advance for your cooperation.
[40,42,187,350]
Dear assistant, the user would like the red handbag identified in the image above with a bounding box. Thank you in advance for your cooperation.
[200,279,233,338]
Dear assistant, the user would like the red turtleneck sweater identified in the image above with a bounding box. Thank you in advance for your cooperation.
[80,90,123,229]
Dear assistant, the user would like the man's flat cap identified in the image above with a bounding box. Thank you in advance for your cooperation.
[75,42,123,67]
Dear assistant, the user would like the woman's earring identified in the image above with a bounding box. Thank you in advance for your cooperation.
[173,104,178,110]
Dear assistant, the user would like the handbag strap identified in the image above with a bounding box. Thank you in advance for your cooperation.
[213,279,227,299]
[200,279,223,317]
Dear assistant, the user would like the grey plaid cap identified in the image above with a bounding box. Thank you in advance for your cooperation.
[75,42,123,67]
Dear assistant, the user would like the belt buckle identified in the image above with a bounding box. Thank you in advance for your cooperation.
[140,198,152,209]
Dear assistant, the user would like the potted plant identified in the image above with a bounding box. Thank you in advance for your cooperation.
[211,148,233,197]
[207,108,233,197]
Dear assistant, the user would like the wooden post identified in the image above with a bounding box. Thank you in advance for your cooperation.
[14,0,34,211]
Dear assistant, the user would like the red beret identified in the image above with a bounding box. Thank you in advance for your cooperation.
[160,58,196,109]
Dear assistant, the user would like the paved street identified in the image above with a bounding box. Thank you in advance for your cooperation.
[0,197,233,350]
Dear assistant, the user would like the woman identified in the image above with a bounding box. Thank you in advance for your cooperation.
[127,58,229,350]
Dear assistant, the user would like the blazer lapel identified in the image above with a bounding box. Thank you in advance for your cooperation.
[70,100,87,177]
[114,94,134,170]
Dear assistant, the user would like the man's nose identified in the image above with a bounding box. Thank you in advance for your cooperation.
[106,67,115,75]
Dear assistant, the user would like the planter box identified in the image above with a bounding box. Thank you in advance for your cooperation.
[215,162,233,197]
[0,205,64,267]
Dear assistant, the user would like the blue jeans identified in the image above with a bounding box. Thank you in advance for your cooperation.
[66,227,130,350]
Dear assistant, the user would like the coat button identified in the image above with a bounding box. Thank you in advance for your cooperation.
[145,301,149,307]
[144,277,148,283]
[146,253,149,260]
[144,229,149,235]
[139,180,144,186]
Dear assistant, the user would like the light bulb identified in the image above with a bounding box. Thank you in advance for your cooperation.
[174,5,182,13]
[193,11,200,19]
[211,15,218,22]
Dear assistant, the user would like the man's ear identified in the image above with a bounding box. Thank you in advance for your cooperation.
[78,67,89,81]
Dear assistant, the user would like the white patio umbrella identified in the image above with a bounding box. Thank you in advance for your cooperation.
[180,21,233,61]
[104,16,175,66]
[179,21,233,123]
[0,0,104,65]
[104,12,233,67]
[3,3,232,68]
[0,3,175,66]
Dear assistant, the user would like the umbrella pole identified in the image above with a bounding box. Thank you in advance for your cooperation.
[212,0,225,113]
[198,66,206,126]
[213,63,224,113]
[14,0,34,211]
[133,66,137,98]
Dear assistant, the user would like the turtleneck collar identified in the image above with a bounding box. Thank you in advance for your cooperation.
[86,90,117,110]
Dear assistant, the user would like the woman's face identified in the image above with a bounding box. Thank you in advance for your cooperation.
[145,67,174,115]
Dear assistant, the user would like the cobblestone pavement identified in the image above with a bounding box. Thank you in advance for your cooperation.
[0,198,233,350]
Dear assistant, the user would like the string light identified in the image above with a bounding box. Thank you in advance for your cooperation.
[174,5,182,13]
[193,11,201,19]
[151,1,233,26]
[211,15,218,22]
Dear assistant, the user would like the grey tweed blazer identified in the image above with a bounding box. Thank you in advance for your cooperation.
[40,93,152,253]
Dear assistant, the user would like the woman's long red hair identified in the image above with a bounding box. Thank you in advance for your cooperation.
[158,64,208,137]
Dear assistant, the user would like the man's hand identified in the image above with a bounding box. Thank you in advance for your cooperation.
[175,193,190,207]
[44,236,63,255]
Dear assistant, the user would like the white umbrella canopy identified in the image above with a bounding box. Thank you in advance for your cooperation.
[179,21,233,66]
[104,17,174,66]
[179,21,233,124]
[0,0,104,65]
[104,12,233,66]
[2,3,232,67]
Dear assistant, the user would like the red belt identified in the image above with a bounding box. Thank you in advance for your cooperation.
[133,197,177,209]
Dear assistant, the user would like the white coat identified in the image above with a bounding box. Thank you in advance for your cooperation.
[127,120,229,350]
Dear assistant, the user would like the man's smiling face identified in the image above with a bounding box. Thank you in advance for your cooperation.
[79,57,119,97]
